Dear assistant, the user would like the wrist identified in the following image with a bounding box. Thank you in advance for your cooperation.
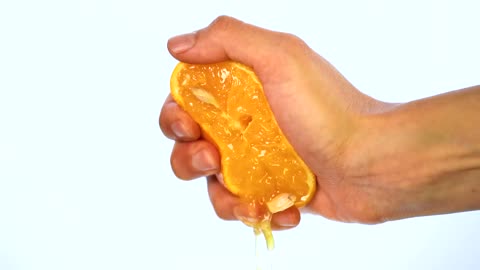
[346,96,480,220]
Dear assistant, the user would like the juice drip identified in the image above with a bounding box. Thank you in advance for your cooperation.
[237,204,275,269]
[239,194,295,269]
[254,219,274,251]
[254,222,274,270]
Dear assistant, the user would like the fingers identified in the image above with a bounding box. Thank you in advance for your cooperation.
[207,176,301,229]
[160,95,201,141]
[170,140,220,180]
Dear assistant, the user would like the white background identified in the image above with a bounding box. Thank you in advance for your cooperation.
[1,0,479,269]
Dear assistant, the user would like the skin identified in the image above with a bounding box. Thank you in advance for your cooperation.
[160,16,480,229]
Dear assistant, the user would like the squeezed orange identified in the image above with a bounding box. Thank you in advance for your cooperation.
[170,61,316,249]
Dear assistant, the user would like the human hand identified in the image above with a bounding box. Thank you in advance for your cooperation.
[160,16,480,226]
[160,16,388,226]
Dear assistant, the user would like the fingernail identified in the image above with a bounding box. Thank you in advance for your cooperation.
[275,219,297,227]
[192,149,218,172]
[171,121,189,139]
[168,32,197,54]
[273,214,298,227]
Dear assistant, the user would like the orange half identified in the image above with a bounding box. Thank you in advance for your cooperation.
[170,61,316,249]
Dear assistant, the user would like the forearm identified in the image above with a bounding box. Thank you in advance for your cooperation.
[351,85,480,219]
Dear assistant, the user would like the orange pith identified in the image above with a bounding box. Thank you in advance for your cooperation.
[170,61,315,227]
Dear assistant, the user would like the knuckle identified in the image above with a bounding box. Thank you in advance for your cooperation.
[209,15,236,33]
[282,33,308,51]
[159,102,176,138]
[266,33,310,68]
[170,152,191,180]
[159,113,169,135]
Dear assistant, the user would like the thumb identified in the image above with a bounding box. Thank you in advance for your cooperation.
[167,16,306,80]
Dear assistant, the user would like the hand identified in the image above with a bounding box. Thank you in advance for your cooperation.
[160,16,480,226]
[160,15,389,226]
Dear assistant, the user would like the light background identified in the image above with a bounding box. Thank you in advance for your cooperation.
[1,0,479,269]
